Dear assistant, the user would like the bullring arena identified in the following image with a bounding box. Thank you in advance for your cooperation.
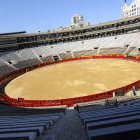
[5,58,140,100]
[0,4,140,139]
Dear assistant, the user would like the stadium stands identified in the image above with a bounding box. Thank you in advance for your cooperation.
[0,103,66,140]
[75,96,140,112]
[0,15,140,140]
[0,95,140,140]
[0,59,16,77]
[0,32,139,77]
[77,96,140,140]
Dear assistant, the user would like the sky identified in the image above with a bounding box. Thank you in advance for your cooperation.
[0,0,132,33]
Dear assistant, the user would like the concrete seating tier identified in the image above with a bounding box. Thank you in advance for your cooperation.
[0,32,140,78]
[0,103,66,115]
[76,96,139,112]
[59,52,72,59]
[99,47,127,54]
[73,50,97,57]
[13,59,40,69]
[0,104,65,140]
[0,132,37,140]
[40,55,54,63]
[77,96,140,140]
[125,46,136,55]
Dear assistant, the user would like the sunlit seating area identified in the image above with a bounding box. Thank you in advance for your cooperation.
[0,32,139,79]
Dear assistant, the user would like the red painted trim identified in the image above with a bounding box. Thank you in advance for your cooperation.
[0,55,140,107]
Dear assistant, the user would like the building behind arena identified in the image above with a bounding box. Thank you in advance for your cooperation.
[121,0,140,18]
[0,0,140,139]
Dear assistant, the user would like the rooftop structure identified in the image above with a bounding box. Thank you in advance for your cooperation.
[121,0,140,18]
[70,14,90,29]
[54,14,90,32]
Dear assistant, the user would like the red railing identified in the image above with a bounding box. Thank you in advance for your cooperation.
[0,54,140,107]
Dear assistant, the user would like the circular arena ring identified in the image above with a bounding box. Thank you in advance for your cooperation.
[0,55,140,107]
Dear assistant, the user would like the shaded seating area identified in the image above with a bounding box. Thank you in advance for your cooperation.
[0,132,37,140]
[0,103,66,115]
[99,47,128,54]
[76,96,140,113]
[73,50,97,57]
[0,103,65,140]
[59,52,72,59]
[77,96,140,140]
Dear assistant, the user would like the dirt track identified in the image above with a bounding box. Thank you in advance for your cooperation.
[5,59,140,100]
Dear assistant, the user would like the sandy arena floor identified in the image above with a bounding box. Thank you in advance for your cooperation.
[5,59,140,100]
